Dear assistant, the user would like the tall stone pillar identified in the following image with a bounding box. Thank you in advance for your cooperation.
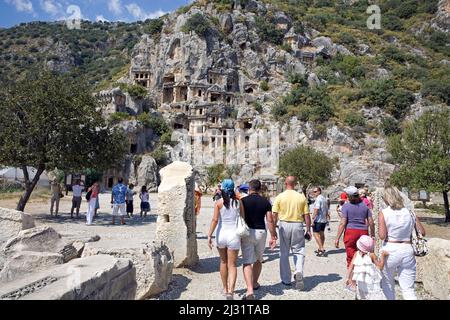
[156,161,199,267]
[372,188,384,254]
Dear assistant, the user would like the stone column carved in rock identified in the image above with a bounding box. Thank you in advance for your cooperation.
[156,161,199,267]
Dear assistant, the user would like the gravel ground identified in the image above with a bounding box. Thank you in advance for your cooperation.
[0,192,435,300]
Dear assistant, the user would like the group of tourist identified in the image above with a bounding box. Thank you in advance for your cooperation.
[48,178,152,225]
[206,177,426,300]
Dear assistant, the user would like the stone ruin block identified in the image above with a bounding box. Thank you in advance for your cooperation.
[0,207,35,246]
[3,226,78,263]
[82,241,173,300]
[0,255,136,300]
[156,161,199,268]
[0,251,64,283]
[416,238,450,300]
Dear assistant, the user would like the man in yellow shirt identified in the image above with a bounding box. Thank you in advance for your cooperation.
[272,176,311,290]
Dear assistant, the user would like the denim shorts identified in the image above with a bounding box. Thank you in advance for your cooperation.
[312,222,327,233]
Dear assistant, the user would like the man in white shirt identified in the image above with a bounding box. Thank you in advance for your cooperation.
[311,187,330,257]
[71,180,84,219]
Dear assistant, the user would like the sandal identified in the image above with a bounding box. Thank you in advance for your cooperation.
[225,293,234,300]
[316,250,324,257]
[253,284,261,291]
[242,294,255,300]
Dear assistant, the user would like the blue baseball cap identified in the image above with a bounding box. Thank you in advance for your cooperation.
[239,184,249,192]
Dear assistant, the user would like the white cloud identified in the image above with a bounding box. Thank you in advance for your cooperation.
[125,3,143,19]
[126,3,166,21]
[108,0,122,15]
[96,15,109,22]
[146,9,166,20]
[5,0,34,13]
[40,0,62,16]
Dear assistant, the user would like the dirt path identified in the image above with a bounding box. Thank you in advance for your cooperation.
[0,193,437,300]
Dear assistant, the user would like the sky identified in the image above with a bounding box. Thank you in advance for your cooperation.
[0,0,194,28]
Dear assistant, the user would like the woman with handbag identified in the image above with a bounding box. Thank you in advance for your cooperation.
[378,186,426,300]
[207,179,240,300]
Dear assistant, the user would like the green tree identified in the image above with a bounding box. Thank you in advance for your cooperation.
[279,145,337,187]
[225,165,240,179]
[206,164,226,191]
[387,109,450,221]
[182,13,210,37]
[0,72,128,211]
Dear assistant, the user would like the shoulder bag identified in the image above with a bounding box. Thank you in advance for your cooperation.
[409,210,428,257]
[236,200,250,238]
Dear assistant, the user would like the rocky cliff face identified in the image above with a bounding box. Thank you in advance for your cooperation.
[100,0,446,195]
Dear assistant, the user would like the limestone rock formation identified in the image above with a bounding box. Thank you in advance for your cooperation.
[82,241,173,300]
[0,255,136,300]
[431,0,450,33]
[156,161,198,267]
[416,238,450,300]
[129,154,160,192]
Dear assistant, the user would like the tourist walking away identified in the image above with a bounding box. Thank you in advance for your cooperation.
[194,183,202,216]
[311,187,330,257]
[240,179,277,300]
[238,184,249,199]
[194,183,203,231]
[111,177,127,225]
[71,179,84,219]
[86,180,100,225]
[139,185,151,217]
[261,184,272,204]
[213,183,222,201]
[272,176,311,290]
[207,179,240,300]
[126,183,135,218]
[359,188,373,210]
[50,180,62,216]
[346,235,389,300]
[335,186,375,267]
[378,186,426,300]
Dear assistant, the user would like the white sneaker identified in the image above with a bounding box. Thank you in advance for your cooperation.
[294,272,304,291]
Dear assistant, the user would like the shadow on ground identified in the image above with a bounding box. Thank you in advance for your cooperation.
[324,248,346,255]
[419,216,448,226]
[33,212,157,227]
[152,274,192,300]
[303,273,342,291]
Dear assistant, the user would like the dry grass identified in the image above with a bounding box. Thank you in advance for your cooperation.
[0,187,51,202]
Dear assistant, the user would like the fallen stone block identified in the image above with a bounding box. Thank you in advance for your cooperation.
[3,226,77,263]
[0,255,136,300]
[0,207,35,246]
[0,251,64,283]
[82,240,173,299]
[416,238,450,300]
[156,161,198,267]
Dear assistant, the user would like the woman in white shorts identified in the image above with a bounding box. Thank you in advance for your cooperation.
[207,179,240,300]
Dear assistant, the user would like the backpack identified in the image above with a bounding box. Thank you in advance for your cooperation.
[86,190,92,201]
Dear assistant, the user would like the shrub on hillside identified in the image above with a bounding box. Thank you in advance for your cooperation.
[344,113,367,127]
[182,13,210,37]
[254,16,285,45]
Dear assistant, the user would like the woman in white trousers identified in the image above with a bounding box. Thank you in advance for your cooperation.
[378,187,426,300]
[86,181,100,226]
